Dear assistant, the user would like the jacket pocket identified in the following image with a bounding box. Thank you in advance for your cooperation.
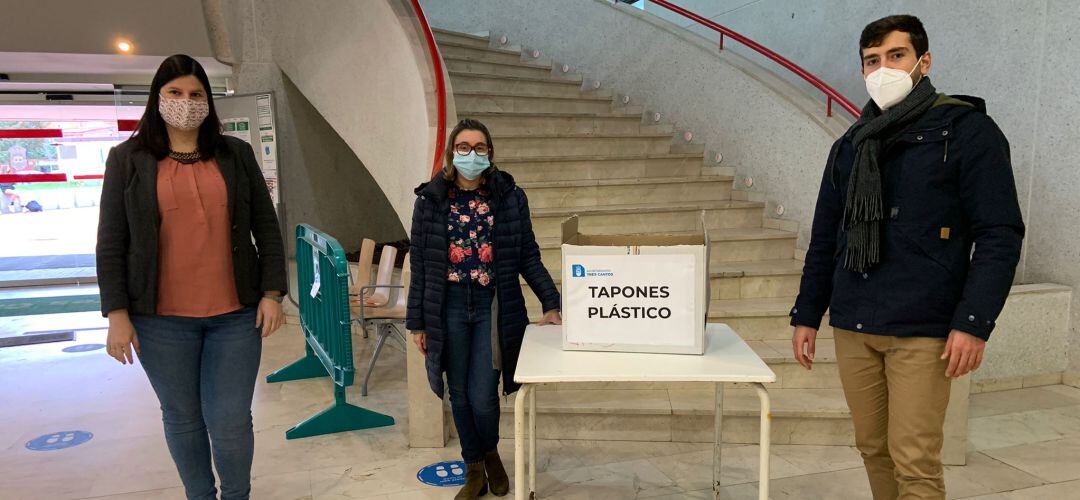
[894,224,967,280]
[892,223,967,310]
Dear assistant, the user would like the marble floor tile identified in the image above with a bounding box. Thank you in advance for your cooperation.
[768,444,863,475]
[958,479,1080,500]
[648,446,797,490]
[536,458,683,499]
[968,405,1080,451]
[748,466,872,500]
[78,486,187,500]
[969,386,1080,418]
[982,437,1080,483]
[307,452,452,499]
[251,469,314,500]
[497,437,711,474]
[943,452,1046,499]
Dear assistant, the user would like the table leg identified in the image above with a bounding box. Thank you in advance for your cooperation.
[713,382,724,499]
[515,385,528,500]
[529,386,537,497]
[753,383,771,500]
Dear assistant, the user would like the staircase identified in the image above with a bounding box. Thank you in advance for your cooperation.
[433,28,851,445]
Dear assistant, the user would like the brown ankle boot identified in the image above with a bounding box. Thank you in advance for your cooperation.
[455,460,488,499]
[485,450,509,496]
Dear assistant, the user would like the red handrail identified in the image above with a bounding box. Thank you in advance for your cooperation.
[649,0,860,119]
[408,0,448,179]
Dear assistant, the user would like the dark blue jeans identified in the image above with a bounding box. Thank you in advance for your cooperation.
[445,282,501,463]
[131,307,262,500]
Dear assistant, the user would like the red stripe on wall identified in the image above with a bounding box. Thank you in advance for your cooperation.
[0,174,68,183]
[0,129,64,139]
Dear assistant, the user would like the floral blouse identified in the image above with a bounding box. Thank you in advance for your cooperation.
[447,187,496,287]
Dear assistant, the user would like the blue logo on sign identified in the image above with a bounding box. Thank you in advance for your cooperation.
[572,264,586,278]
[26,431,93,451]
[417,461,466,487]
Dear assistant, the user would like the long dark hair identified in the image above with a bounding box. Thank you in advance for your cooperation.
[442,118,497,182]
[130,54,223,160]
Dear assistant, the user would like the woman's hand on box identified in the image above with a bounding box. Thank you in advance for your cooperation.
[538,310,562,326]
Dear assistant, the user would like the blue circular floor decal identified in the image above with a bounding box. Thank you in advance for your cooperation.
[417,460,467,487]
[63,344,105,353]
[26,431,93,451]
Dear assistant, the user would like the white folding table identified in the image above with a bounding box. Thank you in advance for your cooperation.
[513,323,777,500]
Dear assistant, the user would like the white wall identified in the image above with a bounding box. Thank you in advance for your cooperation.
[221,0,455,254]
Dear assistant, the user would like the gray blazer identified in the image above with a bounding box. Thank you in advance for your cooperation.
[95,135,287,317]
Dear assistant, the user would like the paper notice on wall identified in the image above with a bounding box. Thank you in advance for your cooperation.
[222,118,252,144]
[260,133,276,162]
[256,94,274,131]
[263,173,279,205]
[563,253,697,347]
[310,246,321,298]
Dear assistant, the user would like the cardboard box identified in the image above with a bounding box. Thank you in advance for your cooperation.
[560,214,710,354]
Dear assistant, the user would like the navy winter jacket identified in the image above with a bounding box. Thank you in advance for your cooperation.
[791,95,1025,340]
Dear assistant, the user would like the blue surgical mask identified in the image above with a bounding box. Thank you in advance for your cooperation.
[452,152,490,180]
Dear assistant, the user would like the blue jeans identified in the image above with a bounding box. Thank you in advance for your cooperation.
[444,282,501,463]
[131,307,262,500]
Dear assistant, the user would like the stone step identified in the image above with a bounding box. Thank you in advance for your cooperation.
[530,201,771,240]
[455,91,616,115]
[492,132,674,157]
[500,152,706,182]
[465,111,663,136]
[536,227,795,267]
[710,298,834,341]
[449,72,593,99]
[433,28,491,48]
[524,258,803,302]
[489,387,852,445]
[444,56,556,80]
[711,259,805,300]
[439,41,530,65]
[519,175,733,209]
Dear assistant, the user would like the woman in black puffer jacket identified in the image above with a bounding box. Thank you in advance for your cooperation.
[406,119,561,499]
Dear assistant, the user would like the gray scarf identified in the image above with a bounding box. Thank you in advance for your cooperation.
[839,77,938,273]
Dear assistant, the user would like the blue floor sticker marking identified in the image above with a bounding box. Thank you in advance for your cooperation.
[63,344,106,353]
[417,460,467,487]
[26,431,93,451]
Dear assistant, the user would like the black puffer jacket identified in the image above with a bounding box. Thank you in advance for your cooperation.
[406,170,560,397]
[791,95,1025,340]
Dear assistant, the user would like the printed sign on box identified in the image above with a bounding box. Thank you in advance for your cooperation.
[560,215,710,355]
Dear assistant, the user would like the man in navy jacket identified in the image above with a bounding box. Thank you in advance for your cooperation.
[790,15,1024,500]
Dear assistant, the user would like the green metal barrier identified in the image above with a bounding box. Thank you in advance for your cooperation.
[266,224,394,439]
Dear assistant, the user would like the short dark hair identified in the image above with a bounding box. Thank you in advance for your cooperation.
[130,54,223,160]
[442,118,496,182]
[860,15,929,61]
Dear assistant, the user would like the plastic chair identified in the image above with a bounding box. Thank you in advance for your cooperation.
[363,245,398,308]
[348,239,376,297]
[350,253,410,396]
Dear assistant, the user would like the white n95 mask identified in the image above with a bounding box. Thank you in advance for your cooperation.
[864,55,924,110]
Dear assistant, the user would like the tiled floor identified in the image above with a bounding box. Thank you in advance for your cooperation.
[2,312,1079,499]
